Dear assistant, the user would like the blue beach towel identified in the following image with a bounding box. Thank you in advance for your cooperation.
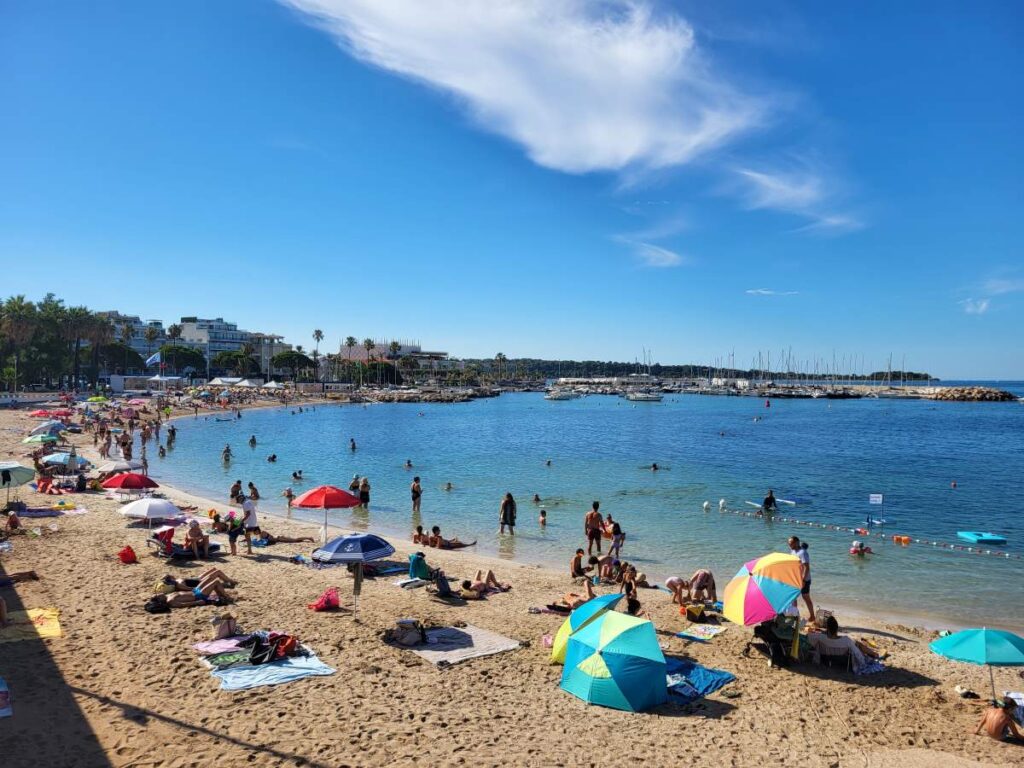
[665,658,736,705]
[210,654,336,691]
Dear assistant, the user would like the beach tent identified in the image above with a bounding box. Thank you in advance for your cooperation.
[930,628,1024,701]
[262,381,284,389]
[722,553,803,626]
[22,434,58,445]
[551,594,624,664]
[29,420,67,436]
[560,611,667,712]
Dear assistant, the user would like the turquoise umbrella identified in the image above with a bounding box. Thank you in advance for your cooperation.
[0,461,35,505]
[22,434,58,444]
[560,611,667,712]
[551,593,624,664]
[930,628,1024,701]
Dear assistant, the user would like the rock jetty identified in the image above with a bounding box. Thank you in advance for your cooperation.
[927,386,1017,402]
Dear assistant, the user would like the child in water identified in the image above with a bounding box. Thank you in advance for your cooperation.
[539,509,547,527]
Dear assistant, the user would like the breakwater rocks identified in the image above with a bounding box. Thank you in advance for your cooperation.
[927,386,1017,402]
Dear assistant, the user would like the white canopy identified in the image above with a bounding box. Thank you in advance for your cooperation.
[262,381,285,389]
[120,498,181,520]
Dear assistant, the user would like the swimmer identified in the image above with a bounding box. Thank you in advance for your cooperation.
[292,470,303,481]
[350,438,356,451]
[267,454,277,462]
[539,509,547,527]
[545,459,552,467]
[444,482,453,491]
[532,493,541,504]
[404,459,413,470]
[651,462,659,471]
[248,435,256,447]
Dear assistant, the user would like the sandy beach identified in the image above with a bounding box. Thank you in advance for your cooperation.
[0,404,1021,768]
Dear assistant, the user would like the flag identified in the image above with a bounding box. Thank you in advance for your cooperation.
[145,351,161,367]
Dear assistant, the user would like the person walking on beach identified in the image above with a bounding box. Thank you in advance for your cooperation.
[499,492,517,535]
[241,494,260,555]
[359,477,371,509]
[585,502,603,555]
[410,476,422,514]
[788,536,815,618]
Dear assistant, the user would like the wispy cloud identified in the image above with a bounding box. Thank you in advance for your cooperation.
[982,277,1024,296]
[279,0,764,174]
[960,298,991,315]
[611,235,686,268]
[746,288,798,296]
[729,161,862,235]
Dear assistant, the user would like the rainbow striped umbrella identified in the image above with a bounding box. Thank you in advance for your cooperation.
[722,553,803,626]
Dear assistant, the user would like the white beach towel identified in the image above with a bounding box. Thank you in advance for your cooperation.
[412,625,521,667]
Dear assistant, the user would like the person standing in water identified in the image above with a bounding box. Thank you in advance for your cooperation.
[763,489,777,514]
[410,476,422,514]
[788,536,815,619]
[584,502,603,556]
[499,493,517,535]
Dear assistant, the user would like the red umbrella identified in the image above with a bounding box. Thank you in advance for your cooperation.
[101,472,159,490]
[29,410,51,418]
[51,409,73,417]
[292,485,361,543]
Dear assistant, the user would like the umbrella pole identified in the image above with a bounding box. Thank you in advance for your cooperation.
[989,664,996,703]
[322,506,328,544]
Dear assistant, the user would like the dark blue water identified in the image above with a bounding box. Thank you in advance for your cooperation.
[151,389,1024,629]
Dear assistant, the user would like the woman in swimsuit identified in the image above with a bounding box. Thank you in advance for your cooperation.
[410,477,422,514]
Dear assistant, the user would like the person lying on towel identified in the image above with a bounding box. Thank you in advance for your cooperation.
[460,570,511,599]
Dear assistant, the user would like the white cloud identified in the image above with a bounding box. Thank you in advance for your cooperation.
[960,298,990,315]
[746,288,798,296]
[611,239,685,268]
[731,162,862,234]
[982,277,1024,295]
[279,0,764,173]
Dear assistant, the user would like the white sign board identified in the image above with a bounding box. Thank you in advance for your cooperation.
[869,494,884,505]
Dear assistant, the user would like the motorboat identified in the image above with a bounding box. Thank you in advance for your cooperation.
[544,389,581,401]
[624,390,663,402]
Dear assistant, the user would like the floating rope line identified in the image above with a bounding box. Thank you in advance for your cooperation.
[711,506,1022,561]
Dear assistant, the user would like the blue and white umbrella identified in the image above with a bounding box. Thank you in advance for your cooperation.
[41,452,88,470]
[312,533,395,564]
[29,420,67,436]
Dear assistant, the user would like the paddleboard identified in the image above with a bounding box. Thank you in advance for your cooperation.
[956,531,1007,545]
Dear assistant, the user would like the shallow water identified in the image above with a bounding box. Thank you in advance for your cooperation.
[150,388,1024,629]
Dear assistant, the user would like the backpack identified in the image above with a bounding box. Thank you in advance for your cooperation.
[389,619,427,647]
[307,586,340,612]
[434,569,453,598]
[118,546,138,564]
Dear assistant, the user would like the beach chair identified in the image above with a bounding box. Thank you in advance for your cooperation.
[810,634,855,672]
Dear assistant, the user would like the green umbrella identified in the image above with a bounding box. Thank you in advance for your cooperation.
[22,434,58,444]
[0,461,35,506]
[930,628,1024,701]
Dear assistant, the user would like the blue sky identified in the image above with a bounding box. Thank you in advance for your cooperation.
[2,1,1022,378]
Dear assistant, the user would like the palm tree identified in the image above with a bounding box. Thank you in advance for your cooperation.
[85,315,114,386]
[143,326,160,361]
[64,306,91,388]
[494,352,506,382]
[362,338,375,388]
[118,322,134,373]
[312,329,324,382]
[345,336,357,383]
[0,296,38,391]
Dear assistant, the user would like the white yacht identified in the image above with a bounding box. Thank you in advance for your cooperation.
[624,390,663,402]
[544,389,581,401]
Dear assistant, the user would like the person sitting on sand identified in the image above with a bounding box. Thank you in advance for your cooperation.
[429,525,475,550]
[626,595,651,619]
[975,698,1023,743]
[634,572,651,589]
[183,519,210,559]
[807,616,881,673]
[570,548,591,579]
[412,525,428,545]
[460,570,510,599]
[4,510,21,532]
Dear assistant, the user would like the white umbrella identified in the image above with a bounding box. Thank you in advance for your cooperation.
[97,459,144,473]
[120,498,181,527]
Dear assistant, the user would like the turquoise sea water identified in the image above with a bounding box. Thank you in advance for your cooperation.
[150,387,1024,629]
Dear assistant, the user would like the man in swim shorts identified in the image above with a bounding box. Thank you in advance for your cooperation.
[584,502,603,555]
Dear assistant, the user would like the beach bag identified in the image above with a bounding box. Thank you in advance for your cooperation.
[270,633,298,659]
[390,619,427,647]
[118,546,138,564]
[684,604,705,622]
[433,569,453,598]
[211,614,238,640]
[308,587,340,612]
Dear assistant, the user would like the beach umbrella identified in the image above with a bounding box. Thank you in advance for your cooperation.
[128,398,147,405]
[0,461,35,506]
[120,497,181,527]
[551,593,624,664]
[29,420,67,435]
[722,552,803,627]
[930,628,1024,701]
[29,424,65,438]
[50,409,73,418]
[22,434,58,444]
[311,533,395,619]
[28,409,52,418]
[101,472,159,490]
[292,485,362,544]
[41,452,88,470]
[311,533,395,564]
[87,396,107,403]
[560,611,667,712]
[97,459,144,473]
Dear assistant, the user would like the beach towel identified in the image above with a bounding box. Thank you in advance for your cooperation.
[676,625,727,642]
[411,625,521,667]
[0,608,62,643]
[665,657,735,705]
[394,578,428,589]
[209,653,335,691]
[193,637,247,655]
